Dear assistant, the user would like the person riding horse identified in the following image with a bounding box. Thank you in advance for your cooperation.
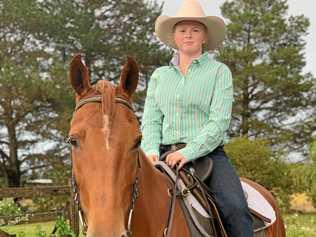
[67,1,285,236]
[140,0,254,236]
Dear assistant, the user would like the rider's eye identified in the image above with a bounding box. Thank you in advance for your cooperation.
[67,136,79,147]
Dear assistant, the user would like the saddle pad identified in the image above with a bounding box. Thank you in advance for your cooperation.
[241,181,276,226]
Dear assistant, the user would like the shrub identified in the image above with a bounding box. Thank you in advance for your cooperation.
[0,198,22,216]
[225,137,293,210]
[0,198,29,226]
[52,216,75,237]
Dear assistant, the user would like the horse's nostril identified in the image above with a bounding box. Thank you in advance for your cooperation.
[121,232,129,237]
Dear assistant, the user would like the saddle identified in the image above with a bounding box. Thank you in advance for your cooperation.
[157,147,276,237]
[160,144,213,182]
[155,161,226,237]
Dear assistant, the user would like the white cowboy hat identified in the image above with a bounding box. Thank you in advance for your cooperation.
[155,0,226,50]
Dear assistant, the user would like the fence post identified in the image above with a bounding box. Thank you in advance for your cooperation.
[69,179,79,236]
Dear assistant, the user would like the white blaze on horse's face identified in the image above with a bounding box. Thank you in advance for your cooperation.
[102,114,110,150]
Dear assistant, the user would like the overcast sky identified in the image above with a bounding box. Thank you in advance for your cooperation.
[156,0,315,76]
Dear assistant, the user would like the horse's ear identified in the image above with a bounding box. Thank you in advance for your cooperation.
[119,56,139,97]
[69,54,91,96]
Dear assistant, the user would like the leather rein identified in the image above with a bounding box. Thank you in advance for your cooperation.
[68,94,140,236]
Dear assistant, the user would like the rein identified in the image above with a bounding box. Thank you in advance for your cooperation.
[69,94,140,236]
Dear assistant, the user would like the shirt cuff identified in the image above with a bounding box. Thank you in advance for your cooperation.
[144,149,160,158]
[178,146,198,161]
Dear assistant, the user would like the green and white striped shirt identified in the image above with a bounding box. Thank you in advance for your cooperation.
[140,52,233,161]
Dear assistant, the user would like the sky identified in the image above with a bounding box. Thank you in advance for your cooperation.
[156,0,316,76]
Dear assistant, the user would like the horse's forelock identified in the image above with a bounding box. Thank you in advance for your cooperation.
[96,80,116,149]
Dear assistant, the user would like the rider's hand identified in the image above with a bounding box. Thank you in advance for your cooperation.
[166,151,187,169]
[147,154,158,164]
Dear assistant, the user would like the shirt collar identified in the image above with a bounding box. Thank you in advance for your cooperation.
[169,51,210,67]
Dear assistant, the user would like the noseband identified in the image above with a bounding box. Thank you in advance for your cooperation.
[69,94,140,236]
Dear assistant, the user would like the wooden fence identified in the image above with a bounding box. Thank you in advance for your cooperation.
[0,182,79,236]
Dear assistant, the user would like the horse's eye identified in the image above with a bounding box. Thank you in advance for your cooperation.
[134,135,142,149]
[67,136,79,147]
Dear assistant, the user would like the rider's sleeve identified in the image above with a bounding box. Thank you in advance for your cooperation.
[140,70,163,157]
[178,64,233,161]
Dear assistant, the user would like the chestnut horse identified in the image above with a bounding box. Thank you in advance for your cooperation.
[68,54,285,237]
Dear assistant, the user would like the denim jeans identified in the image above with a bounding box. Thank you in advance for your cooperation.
[160,145,254,237]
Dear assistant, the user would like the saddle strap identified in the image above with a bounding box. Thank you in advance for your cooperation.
[164,170,180,237]
[179,169,228,237]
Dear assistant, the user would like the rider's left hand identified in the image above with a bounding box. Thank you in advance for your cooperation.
[166,151,187,169]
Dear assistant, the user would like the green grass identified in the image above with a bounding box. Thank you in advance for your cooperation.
[1,222,55,236]
[0,222,84,237]
[1,213,315,236]
[285,213,316,237]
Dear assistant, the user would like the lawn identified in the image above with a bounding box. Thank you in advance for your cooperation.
[1,222,55,236]
[0,222,84,237]
[1,213,315,236]
[284,213,316,237]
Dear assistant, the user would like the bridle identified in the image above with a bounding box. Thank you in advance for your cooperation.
[68,93,140,236]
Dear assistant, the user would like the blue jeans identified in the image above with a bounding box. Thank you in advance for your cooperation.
[160,145,254,237]
[203,147,253,237]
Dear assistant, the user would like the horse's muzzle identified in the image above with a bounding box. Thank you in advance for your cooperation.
[121,231,130,237]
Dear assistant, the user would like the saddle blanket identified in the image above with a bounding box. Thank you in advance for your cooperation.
[241,180,276,227]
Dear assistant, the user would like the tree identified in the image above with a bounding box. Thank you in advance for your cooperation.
[2,0,169,83]
[219,0,316,154]
[0,3,67,186]
[0,0,168,186]
[0,58,67,186]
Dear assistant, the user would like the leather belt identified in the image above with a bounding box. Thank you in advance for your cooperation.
[160,143,186,152]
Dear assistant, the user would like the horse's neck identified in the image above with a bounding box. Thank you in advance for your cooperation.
[133,152,190,236]
[134,152,171,224]
[138,152,170,200]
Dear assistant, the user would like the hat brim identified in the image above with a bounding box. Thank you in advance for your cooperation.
[155,15,225,51]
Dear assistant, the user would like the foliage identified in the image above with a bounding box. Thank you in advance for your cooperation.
[225,136,292,210]
[0,199,22,216]
[219,0,316,155]
[0,0,168,186]
[2,214,316,237]
[290,192,315,213]
[1,222,55,237]
[0,57,68,187]
[52,216,75,237]
[285,213,316,237]
[1,217,76,237]
[225,137,290,189]
[32,196,68,213]
[35,226,47,237]
[288,162,316,206]
[0,199,28,226]
[310,140,316,162]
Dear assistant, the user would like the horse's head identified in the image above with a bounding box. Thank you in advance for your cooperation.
[68,54,141,237]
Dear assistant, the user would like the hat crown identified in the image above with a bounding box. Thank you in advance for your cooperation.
[176,0,206,17]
